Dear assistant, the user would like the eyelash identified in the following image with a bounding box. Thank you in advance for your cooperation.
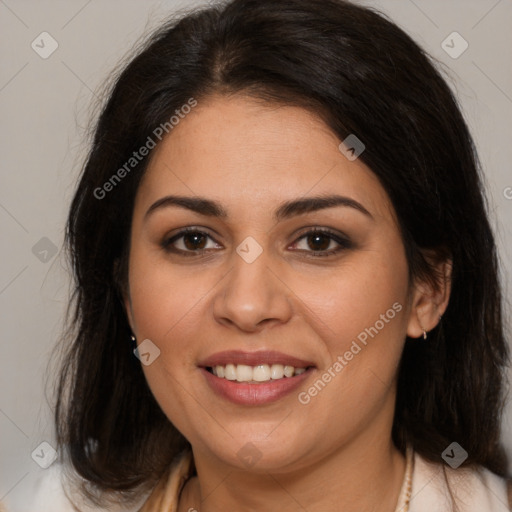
[161,227,352,258]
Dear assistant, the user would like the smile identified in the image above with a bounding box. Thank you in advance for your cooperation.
[199,350,316,405]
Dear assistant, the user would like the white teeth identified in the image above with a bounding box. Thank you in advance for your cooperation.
[224,364,237,380]
[209,363,308,382]
[236,364,253,382]
[253,364,271,382]
[283,365,294,378]
[270,364,284,379]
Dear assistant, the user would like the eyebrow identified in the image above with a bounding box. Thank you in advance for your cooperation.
[144,194,373,222]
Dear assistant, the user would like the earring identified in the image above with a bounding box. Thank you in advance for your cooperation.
[422,329,427,340]
[131,334,136,342]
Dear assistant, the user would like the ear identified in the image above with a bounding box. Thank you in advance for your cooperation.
[406,255,452,339]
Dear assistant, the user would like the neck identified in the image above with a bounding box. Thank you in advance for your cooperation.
[179,432,406,512]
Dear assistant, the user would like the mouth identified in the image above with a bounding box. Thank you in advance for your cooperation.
[198,350,316,405]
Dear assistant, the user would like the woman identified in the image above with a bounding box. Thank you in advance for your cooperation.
[13,0,512,510]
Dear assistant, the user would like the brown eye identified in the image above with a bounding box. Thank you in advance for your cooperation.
[292,229,352,257]
[305,233,332,251]
[161,228,220,255]
[182,232,208,250]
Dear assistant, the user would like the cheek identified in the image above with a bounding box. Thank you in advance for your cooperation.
[127,251,207,434]
[128,245,215,345]
[295,249,409,424]
[293,247,409,407]
[298,247,409,354]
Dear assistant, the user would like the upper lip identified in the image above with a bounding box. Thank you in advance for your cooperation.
[198,350,315,368]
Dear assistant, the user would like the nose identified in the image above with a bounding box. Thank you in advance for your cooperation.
[212,242,293,333]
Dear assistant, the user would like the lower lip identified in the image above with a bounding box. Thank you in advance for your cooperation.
[200,367,314,405]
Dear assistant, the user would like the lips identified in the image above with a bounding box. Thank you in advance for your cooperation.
[198,350,316,405]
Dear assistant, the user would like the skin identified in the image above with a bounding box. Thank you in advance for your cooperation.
[124,94,451,512]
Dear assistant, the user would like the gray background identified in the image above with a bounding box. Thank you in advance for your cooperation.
[1,0,511,505]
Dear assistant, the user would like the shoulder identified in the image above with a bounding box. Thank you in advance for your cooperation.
[139,449,194,512]
[2,463,74,512]
[410,451,511,511]
[2,463,146,512]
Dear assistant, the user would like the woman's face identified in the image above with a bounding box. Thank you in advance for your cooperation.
[125,94,421,472]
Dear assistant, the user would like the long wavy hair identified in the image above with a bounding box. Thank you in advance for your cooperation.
[54,0,511,506]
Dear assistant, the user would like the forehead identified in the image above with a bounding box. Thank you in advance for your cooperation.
[136,94,394,222]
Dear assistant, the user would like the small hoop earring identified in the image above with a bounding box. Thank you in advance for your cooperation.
[422,330,427,340]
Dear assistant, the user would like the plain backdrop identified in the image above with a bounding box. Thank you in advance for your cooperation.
[1,0,511,506]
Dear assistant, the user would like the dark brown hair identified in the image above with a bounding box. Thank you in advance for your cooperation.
[55,0,511,505]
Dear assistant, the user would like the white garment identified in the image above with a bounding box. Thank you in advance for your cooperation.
[3,450,510,511]
[1,463,147,512]
[409,454,511,511]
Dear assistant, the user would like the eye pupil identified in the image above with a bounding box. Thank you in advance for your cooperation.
[307,233,330,251]
[184,232,206,250]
